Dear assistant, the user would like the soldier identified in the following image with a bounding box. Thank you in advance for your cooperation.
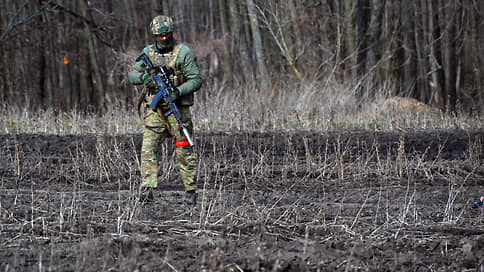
[128,15,202,205]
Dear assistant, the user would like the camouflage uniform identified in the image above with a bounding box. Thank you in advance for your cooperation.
[128,16,202,195]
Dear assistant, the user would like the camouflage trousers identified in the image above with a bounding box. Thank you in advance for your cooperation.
[141,106,197,192]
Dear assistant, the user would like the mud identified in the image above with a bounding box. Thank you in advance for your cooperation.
[1,129,483,271]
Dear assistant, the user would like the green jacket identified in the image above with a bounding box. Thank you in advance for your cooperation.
[128,40,202,106]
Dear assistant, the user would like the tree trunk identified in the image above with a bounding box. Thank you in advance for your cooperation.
[443,0,457,112]
[209,0,215,39]
[356,0,370,78]
[87,28,105,110]
[122,0,135,50]
[45,12,55,108]
[420,0,431,103]
[229,0,253,80]
[63,54,73,111]
[189,0,196,42]
[242,2,253,65]
[161,0,169,15]
[428,0,445,108]
[13,2,26,105]
[78,25,91,110]
[365,0,385,94]
[246,0,271,91]
[0,33,7,103]
[150,0,158,13]
[0,1,12,104]
[288,0,302,60]
[61,4,74,111]
[343,0,356,82]
[413,0,427,102]
[78,1,104,110]
[474,1,484,113]
[401,0,418,97]
[218,0,233,77]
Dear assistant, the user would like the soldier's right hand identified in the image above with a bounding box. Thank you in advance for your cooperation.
[141,73,157,89]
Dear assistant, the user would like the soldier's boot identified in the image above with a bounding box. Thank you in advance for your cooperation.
[140,187,154,203]
[184,190,197,206]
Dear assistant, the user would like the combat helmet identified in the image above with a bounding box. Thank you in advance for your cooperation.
[150,15,175,36]
[150,15,175,50]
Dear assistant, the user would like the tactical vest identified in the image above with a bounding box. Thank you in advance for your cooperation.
[147,43,184,90]
[143,42,194,107]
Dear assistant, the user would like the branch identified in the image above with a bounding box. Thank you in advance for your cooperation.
[0,0,51,41]
[0,0,108,43]
[46,0,107,32]
[255,4,304,82]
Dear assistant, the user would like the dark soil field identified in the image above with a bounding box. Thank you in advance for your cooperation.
[1,130,483,271]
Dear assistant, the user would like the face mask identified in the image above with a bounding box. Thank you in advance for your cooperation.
[155,35,174,51]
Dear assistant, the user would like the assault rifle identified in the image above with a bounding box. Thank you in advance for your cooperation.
[136,52,194,146]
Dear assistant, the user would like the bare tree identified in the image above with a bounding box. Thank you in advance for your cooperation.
[228,0,253,80]
[442,0,458,112]
[400,0,418,97]
[0,1,12,104]
[473,0,484,112]
[287,0,302,62]
[343,0,357,82]
[161,0,169,16]
[365,0,385,94]
[427,0,446,108]
[256,1,304,81]
[413,0,428,102]
[246,0,271,91]
[39,7,54,108]
[218,0,233,77]
[356,0,369,78]
[82,1,105,109]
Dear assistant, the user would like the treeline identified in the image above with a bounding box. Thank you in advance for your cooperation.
[0,0,483,114]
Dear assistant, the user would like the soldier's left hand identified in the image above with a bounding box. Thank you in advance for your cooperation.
[170,88,180,102]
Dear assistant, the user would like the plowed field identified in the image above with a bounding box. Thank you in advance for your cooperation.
[1,130,483,271]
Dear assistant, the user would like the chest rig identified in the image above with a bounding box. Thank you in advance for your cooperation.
[147,43,184,93]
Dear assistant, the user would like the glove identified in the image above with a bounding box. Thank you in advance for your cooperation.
[170,87,180,101]
[141,73,156,89]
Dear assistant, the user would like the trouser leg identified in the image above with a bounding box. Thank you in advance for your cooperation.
[141,110,167,188]
[166,106,197,192]
[141,127,161,188]
[175,145,197,191]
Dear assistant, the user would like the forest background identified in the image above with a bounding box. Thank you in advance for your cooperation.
[0,0,483,129]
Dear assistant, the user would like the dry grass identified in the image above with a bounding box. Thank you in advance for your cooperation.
[0,79,482,134]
